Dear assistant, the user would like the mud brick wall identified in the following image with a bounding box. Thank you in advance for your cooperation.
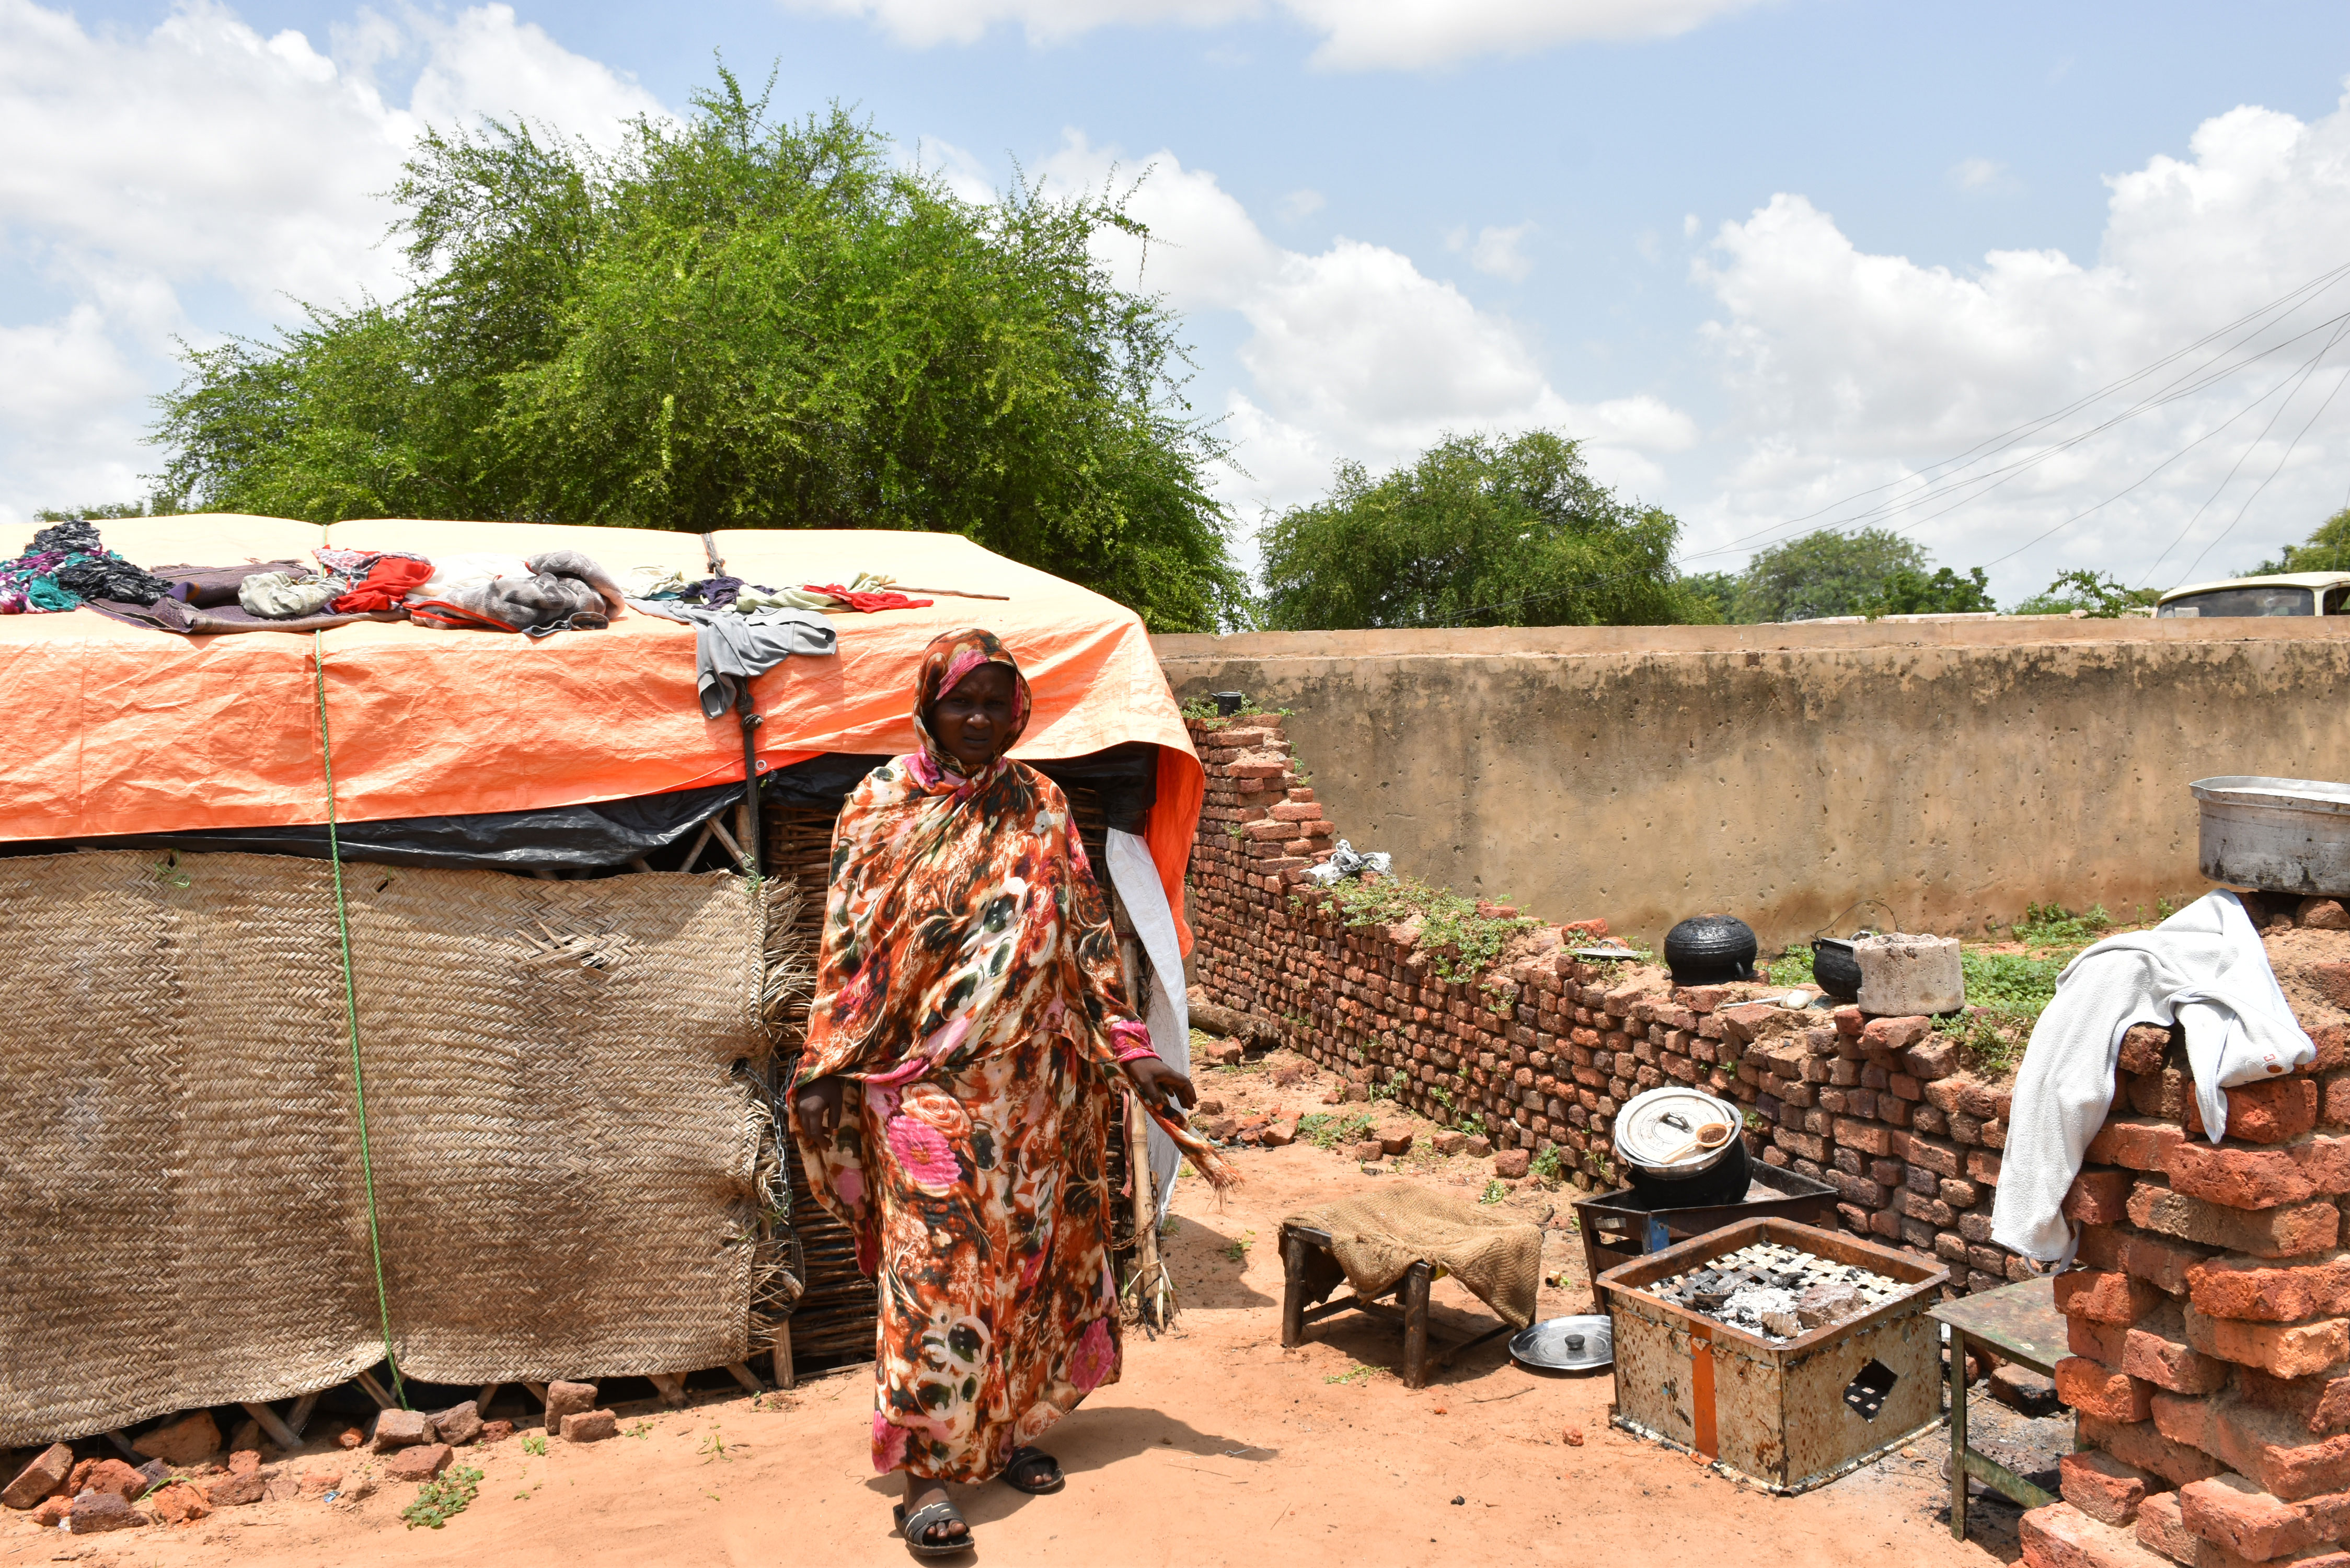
[1183,711,2030,1296]
[2019,936,2350,1568]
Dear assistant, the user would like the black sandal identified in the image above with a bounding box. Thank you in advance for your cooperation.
[1001,1446,1065,1495]
[894,1498,974,1558]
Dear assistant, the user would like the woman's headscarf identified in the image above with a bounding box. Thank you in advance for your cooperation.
[796,629,1231,1220]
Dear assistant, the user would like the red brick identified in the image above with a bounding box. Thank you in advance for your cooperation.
[2065,1450,2159,1528]
[2120,1023,2175,1075]
[1973,1149,2006,1185]
[2124,1304,2232,1396]
[2021,1501,2180,1568]
[1833,1115,1894,1156]
[1862,1015,1932,1053]
[1902,1037,1960,1080]
[2188,1254,2350,1324]
[2293,1137,2350,1197]
[1905,1133,1963,1176]
[2182,1305,2349,1379]
[2060,1270,2171,1326]
[2087,1414,2226,1488]
[2073,1316,2132,1366]
[2308,962,2350,1012]
[2152,1394,2350,1501]
[2235,1368,2350,1437]
[2123,1231,2220,1296]
[2138,1491,2198,1563]
[2061,1357,2157,1422]
[1,1443,71,1509]
[2069,1168,2138,1225]
[2179,1473,2318,1561]
[2323,1075,2350,1130]
[2129,1185,2340,1260]
[2216,1079,2319,1145]
[2170,1145,2318,1210]
[2093,1117,2188,1173]
[1832,1004,1862,1038]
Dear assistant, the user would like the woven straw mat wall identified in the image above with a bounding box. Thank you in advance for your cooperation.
[0,851,781,1446]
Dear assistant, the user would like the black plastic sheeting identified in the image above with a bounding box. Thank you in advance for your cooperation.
[0,744,1166,872]
[0,780,747,872]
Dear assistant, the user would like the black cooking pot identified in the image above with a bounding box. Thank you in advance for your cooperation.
[1663,913,1758,986]
[1624,1127,1752,1208]
[1812,937,1862,1002]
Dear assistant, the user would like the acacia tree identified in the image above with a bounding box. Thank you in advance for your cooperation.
[152,75,1246,631]
[1255,430,1704,629]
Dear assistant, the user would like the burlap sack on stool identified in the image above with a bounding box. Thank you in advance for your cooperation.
[1283,1183,1545,1328]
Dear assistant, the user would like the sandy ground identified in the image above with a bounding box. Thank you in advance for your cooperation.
[8,1050,2071,1568]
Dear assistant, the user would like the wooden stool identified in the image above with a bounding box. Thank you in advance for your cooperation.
[1279,1223,1512,1388]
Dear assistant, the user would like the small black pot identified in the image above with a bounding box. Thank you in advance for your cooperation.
[1663,913,1758,986]
[1625,1132,1752,1208]
[1812,938,1862,1002]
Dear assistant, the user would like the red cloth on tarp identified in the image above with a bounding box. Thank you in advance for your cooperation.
[805,583,934,613]
[332,557,433,613]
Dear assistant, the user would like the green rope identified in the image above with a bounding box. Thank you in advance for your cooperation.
[314,632,407,1409]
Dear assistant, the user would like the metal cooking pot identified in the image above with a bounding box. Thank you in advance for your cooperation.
[1811,937,1863,1002]
[1615,1087,1749,1207]
[2190,777,2350,898]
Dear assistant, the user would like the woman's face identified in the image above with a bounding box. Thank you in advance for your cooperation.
[932,662,1018,771]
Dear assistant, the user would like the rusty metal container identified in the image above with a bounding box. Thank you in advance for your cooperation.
[1597,1217,1948,1493]
[1573,1166,1839,1309]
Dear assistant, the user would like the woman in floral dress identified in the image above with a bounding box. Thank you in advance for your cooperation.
[791,628,1225,1557]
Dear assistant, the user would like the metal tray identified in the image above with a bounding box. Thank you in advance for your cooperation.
[1510,1314,1612,1371]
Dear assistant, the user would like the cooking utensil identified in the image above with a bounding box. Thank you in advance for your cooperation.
[1509,1314,1614,1371]
[1616,1087,1750,1207]
[1652,1121,1734,1165]
[2190,776,2350,897]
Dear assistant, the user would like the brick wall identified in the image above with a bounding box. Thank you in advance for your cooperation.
[1183,709,2030,1294]
[2021,944,2350,1567]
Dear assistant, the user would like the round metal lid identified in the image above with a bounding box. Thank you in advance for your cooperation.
[1615,1086,1742,1171]
[1510,1315,1614,1371]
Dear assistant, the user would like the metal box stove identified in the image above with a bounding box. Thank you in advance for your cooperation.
[1598,1217,1948,1493]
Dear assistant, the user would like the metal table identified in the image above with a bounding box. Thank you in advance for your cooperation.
[1928,1275,2071,1540]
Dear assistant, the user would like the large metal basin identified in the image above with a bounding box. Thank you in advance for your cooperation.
[2191,776,2350,897]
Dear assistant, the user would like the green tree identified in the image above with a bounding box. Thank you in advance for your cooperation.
[2009,569,2159,618]
[2247,508,2350,574]
[151,75,1245,631]
[1867,565,1995,617]
[1255,430,1706,629]
[1726,527,1929,622]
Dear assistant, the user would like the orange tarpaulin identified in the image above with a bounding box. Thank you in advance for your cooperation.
[0,518,1201,947]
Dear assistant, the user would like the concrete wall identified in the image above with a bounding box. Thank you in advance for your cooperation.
[1155,618,2350,951]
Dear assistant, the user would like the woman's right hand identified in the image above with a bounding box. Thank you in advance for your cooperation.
[793,1074,848,1137]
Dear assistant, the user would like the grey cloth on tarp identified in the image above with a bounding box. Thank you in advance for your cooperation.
[628,599,838,717]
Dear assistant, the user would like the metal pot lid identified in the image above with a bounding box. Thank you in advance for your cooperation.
[2190,777,2350,815]
[1615,1087,1742,1171]
[1510,1315,1613,1371]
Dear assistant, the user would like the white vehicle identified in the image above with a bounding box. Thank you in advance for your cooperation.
[2156,571,2350,618]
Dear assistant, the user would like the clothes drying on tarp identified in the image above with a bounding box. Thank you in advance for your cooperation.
[331,555,432,612]
[0,520,175,613]
[239,570,348,618]
[628,599,838,717]
[1990,890,2313,1263]
[407,548,629,635]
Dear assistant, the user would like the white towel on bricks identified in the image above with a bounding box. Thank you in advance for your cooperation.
[1990,890,2311,1263]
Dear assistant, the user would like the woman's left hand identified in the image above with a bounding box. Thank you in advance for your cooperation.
[1122,1055,1198,1115]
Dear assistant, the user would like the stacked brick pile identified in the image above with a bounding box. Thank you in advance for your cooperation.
[2019,948,2350,1568]
[1182,711,2030,1294]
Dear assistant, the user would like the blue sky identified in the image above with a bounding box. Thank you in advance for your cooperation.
[8,0,2350,599]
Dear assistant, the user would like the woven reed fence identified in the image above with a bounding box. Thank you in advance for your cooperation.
[0,851,802,1447]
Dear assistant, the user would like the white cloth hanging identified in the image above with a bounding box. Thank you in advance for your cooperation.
[1105,828,1190,1218]
[1990,890,2311,1263]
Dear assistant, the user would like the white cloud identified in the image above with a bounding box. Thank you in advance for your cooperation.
[1276,187,1325,221]
[1033,137,1690,520]
[788,0,1766,69]
[0,0,663,524]
[1686,90,2350,595]
[1950,156,2016,193]
[1448,221,1536,282]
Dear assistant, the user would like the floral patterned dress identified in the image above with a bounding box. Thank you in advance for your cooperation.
[790,629,1226,1484]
